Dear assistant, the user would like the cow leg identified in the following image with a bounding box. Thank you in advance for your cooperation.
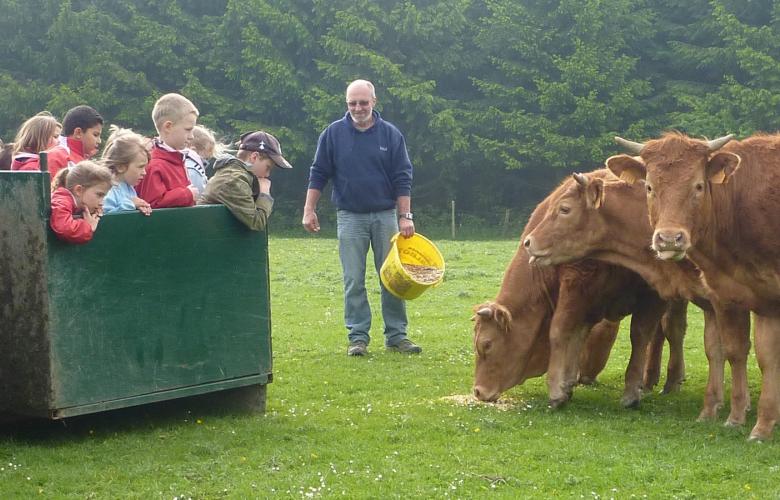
[621,296,665,408]
[697,306,725,421]
[579,319,620,385]
[546,302,590,408]
[661,299,687,394]
[718,305,751,427]
[749,314,780,441]
[642,323,664,392]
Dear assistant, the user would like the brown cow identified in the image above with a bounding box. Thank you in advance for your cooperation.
[473,198,683,408]
[606,131,780,440]
[522,169,751,425]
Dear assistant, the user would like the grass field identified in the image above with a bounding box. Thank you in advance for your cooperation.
[0,237,776,498]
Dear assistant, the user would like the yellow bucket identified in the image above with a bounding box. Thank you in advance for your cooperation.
[380,232,445,300]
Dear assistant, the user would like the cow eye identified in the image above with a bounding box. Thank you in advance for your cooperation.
[646,184,653,195]
[481,339,492,352]
[559,205,571,215]
[695,182,704,193]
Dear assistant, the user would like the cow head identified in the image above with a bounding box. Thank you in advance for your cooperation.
[608,133,740,261]
[472,301,550,402]
[523,172,609,266]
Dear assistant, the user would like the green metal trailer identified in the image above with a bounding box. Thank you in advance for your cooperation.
[0,171,272,418]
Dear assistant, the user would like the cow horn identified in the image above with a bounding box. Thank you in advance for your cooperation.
[706,134,734,152]
[572,172,588,188]
[476,307,492,318]
[614,136,645,155]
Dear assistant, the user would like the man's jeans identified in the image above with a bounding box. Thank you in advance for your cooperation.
[337,209,408,346]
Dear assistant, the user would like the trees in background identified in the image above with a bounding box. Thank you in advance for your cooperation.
[2,0,780,227]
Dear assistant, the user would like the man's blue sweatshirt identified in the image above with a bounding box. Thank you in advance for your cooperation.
[308,111,413,213]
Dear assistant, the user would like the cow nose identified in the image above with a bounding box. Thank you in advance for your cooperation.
[654,230,687,249]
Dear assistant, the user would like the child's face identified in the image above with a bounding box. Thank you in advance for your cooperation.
[250,154,275,179]
[75,124,103,157]
[119,151,148,187]
[48,125,62,149]
[161,113,197,151]
[74,182,111,213]
[46,129,60,149]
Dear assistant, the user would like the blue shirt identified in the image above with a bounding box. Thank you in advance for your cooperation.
[184,152,208,196]
[308,111,413,213]
[104,181,138,213]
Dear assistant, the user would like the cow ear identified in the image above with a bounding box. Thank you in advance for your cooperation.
[606,155,646,185]
[587,177,605,209]
[707,152,741,184]
[493,305,513,331]
[572,173,605,209]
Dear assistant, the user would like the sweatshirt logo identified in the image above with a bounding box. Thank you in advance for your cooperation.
[379,146,388,151]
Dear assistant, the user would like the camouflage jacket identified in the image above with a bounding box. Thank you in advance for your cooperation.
[198,155,273,231]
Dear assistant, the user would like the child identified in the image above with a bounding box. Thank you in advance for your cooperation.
[11,112,62,171]
[198,131,292,231]
[46,105,103,180]
[136,93,199,208]
[101,125,153,216]
[50,160,113,244]
[184,125,219,195]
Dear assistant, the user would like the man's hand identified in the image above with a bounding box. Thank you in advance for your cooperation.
[399,217,415,237]
[302,210,320,233]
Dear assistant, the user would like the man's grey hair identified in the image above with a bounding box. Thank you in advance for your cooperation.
[346,79,376,99]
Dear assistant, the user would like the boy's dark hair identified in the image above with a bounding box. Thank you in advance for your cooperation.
[62,105,103,136]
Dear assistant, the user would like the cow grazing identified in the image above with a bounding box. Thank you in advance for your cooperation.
[473,198,683,408]
[522,169,750,425]
[607,131,780,440]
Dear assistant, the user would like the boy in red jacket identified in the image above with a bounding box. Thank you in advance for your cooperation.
[46,105,104,180]
[136,93,199,208]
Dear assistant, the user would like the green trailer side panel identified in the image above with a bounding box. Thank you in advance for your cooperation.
[0,171,272,417]
[46,206,272,408]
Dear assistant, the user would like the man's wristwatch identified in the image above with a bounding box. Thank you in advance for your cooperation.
[399,212,414,221]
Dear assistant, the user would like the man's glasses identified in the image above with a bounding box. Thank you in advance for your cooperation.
[347,100,371,107]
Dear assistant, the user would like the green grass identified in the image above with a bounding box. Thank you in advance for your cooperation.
[0,237,776,498]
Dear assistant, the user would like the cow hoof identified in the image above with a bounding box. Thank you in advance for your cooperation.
[548,397,569,409]
[724,419,744,428]
[578,375,596,386]
[748,423,772,442]
[661,381,683,394]
[621,396,641,409]
[696,407,721,422]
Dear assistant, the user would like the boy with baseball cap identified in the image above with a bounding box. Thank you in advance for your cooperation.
[198,131,292,230]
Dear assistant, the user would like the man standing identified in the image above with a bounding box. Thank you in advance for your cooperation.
[302,79,421,356]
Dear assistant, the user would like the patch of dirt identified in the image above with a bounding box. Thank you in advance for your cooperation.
[440,394,525,411]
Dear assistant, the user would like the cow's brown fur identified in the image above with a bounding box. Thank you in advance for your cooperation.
[609,132,780,440]
[472,197,679,408]
[523,169,751,425]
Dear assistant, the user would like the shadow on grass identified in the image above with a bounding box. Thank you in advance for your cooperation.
[0,388,267,444]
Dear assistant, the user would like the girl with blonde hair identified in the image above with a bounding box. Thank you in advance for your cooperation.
[11,112,61,171]
[101,125,152,215]
[185,125,224,194]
